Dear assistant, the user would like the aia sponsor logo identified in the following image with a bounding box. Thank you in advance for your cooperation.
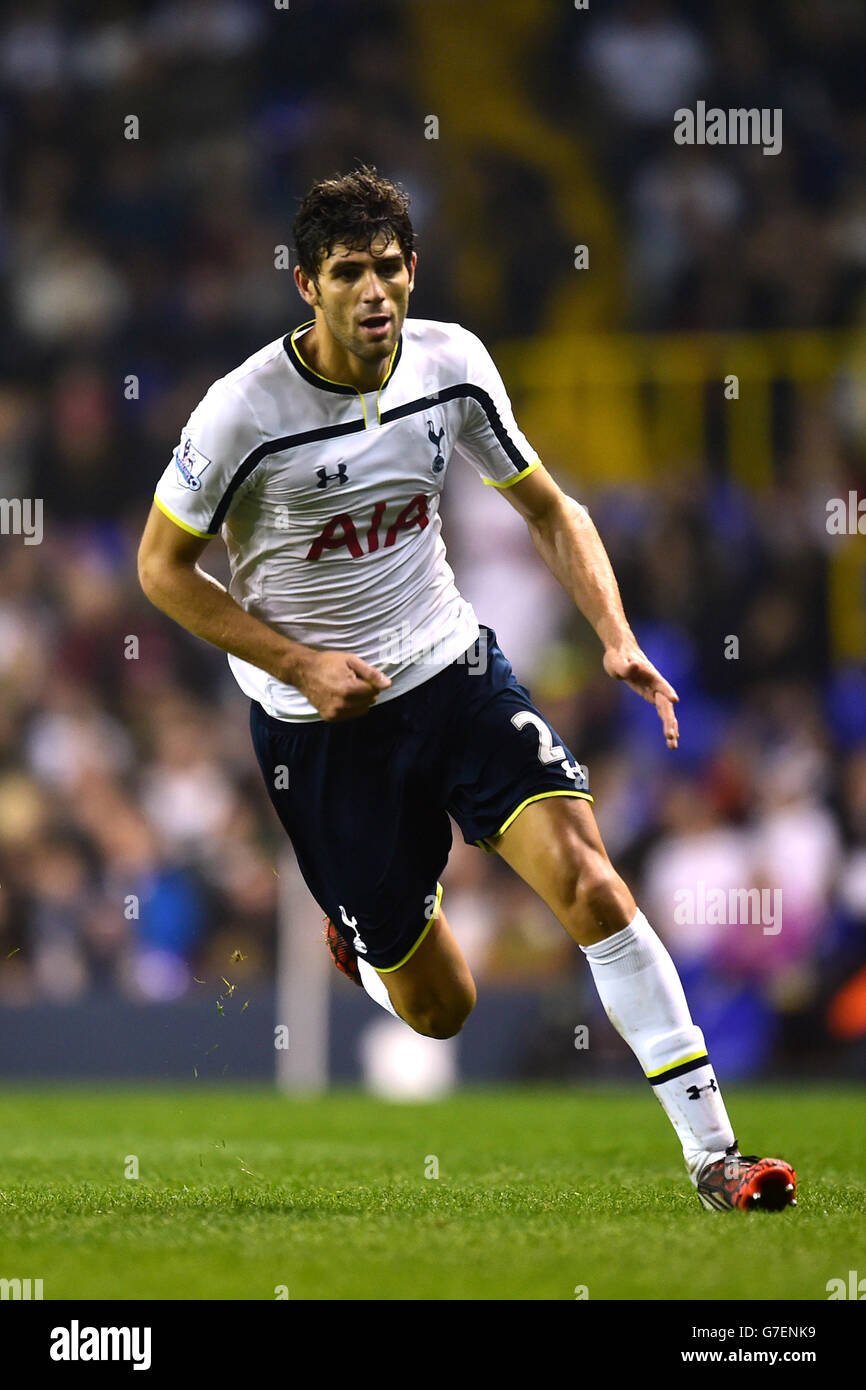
[306,495,430,560]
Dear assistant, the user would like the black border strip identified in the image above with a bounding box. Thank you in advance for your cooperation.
[284,330,403,396]
[647,1053,711,1086]
[207,375,531,534]
[283,332,357,396]
[207,417,366,533]
[380,383,532,474]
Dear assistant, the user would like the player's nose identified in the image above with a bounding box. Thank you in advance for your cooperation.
[360,272,386,302]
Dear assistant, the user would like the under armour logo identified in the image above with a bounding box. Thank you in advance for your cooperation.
[316,463,349,488]
[338,903,367,955]
[686,1080,718,1099]
[426,421,445,473]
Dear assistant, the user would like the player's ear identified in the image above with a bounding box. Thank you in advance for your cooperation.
[294,264,319,308]
[407,251,417,292]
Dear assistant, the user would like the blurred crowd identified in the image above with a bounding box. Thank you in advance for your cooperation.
[542,0,866,333]
[0,1,863,1077]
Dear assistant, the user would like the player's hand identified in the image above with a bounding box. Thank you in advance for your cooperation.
[602,643,679,749]
[297,650,392,722]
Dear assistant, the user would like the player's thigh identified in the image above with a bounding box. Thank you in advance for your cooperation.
[379,907,476,1033]
[490,795,636,945]
[251,696,452,971]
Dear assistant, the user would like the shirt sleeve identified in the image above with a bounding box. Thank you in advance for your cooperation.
[153,379,261,537]
[453,329,541,489]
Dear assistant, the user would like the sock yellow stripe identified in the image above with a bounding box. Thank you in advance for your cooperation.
[645,1050,709,1080]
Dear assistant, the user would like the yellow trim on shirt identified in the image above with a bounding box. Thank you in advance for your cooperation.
[290,320,347,387]
[153,494,214,538]
[482,457,542,488]
[373,881,443,974]
[291,321,369,427]
[375,338,402,423]
[292,321,401,428]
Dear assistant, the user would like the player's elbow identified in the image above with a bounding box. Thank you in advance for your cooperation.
[137,545,167,604]
[137,543,154,594]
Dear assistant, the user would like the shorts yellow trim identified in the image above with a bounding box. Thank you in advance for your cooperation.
[153,494,214,538]
[645,1050,708,1080]
[373,881,443,974]
[482,457,541,488]
[475,788,594,852]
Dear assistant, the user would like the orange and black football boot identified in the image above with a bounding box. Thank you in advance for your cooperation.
[697,1142,797,1211]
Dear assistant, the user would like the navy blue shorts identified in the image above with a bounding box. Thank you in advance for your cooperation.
[250,626,592,972]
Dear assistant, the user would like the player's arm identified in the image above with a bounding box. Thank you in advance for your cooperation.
[500,463,679,750]
[137,503,389,721]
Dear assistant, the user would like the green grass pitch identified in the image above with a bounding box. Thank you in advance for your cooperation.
[0,1085,862,1300]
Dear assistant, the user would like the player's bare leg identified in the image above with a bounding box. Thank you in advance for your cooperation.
[377,909,476,1039]
[487,795,636,948]
[326,901,476,1037]
[489,794,796,1210]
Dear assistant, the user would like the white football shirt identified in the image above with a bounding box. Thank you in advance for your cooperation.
[154,318,540,720]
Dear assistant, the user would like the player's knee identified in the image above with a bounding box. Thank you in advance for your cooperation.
[408,985,475,1040]
[414,1009,468,1040]
[560,851,628,934]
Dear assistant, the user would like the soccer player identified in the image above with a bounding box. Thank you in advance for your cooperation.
[138,167,795,1212]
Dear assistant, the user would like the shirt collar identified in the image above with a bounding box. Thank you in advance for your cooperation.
[284,321,403,397]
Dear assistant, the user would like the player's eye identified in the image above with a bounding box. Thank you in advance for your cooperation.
[332,260,402,282]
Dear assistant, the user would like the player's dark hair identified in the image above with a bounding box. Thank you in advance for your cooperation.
[293,165,415,280]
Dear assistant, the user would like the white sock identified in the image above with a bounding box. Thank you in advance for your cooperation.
[358,957,400,1020]
[580,909,736,1182]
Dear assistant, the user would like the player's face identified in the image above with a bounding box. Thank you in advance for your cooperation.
[305,236,415,365]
